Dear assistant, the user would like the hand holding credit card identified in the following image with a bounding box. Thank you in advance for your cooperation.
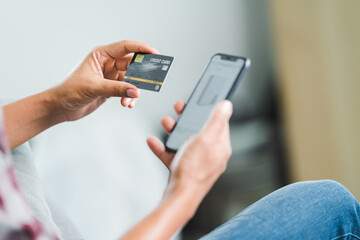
[123,53,174,92]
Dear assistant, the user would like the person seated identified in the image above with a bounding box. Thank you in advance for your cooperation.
[1,40,359,240]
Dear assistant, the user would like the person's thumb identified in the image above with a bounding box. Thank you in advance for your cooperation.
[92,78,140,98]
[202,100,233,136]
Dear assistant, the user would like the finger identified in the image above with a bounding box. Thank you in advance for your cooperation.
[147,136,174,169]
[147,136,165,159]
[115,54,133,71]
[121,97,132,107]
[103,65,119,80]
[94,79,140,98]
[161,116,176,134]
[128,98,137,108]
[174,100,186,115]
[101,40,159,60]
[201,100,233,137]
[118,71,126,81]
[103,55,133,80]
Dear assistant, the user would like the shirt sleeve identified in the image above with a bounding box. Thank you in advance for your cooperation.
[0,108,58,239]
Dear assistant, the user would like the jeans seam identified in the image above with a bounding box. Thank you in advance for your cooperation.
[331,233,360,240]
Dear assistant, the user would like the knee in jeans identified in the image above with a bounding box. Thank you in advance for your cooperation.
[313,180,354,202]
[286,180,357,208]
[302,180,359,219]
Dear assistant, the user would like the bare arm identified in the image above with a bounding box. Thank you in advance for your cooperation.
[3,90,65,149]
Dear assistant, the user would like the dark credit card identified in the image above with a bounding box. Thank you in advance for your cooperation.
[123,53,174,92]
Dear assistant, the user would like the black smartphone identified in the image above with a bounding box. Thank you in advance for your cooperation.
[165,53,251,152]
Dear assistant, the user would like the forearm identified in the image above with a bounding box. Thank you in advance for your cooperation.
[121,184,203,240]
[3,89,66,149]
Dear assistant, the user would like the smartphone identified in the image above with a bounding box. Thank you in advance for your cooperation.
[165,53,251,152]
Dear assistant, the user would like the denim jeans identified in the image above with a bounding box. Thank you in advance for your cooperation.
[201,180,360,240]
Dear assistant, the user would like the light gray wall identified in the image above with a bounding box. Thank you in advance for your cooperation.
[0,0,247,116]
[0,0,272,121]
[0,0,271,239]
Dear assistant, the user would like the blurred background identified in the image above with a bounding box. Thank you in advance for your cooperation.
[0,0,359,239]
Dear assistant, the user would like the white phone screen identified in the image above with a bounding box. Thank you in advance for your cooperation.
[165,54,247,151]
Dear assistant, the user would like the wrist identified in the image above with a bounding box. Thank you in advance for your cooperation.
[121,179,201,240]
[164,178,206,221]
[3,88,68,149]
[37,88,68,125]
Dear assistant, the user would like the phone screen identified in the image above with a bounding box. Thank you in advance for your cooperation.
[165,54,250,151]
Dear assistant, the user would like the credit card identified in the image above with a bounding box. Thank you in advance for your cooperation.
[123,53,174,92]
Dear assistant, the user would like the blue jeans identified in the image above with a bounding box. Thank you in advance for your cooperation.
[201,180,360,240]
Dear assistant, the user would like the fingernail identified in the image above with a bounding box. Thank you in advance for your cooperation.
[124,98,131,106]
[126,89,137,98]
[221,100,233,117]
[129,99,136,108]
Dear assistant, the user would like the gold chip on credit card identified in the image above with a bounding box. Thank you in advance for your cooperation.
[134,54,144,63]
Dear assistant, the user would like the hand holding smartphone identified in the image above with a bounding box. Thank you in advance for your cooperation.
[165,53,251,152]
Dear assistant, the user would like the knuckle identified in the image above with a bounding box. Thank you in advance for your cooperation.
[194,138,205,148]
[121,40,131,48]
[91,46,102,54]
[212,153,227,173]
[112,84,124,96]
[213,110,224,121]
[195,135,210,148]
[226,145,232,158]
[88,79,98,95]
[121,40,132,54]
[90,47,103,62]
[220,161,228,173]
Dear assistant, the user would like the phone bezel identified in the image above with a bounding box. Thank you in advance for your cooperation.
[165,53,251,152]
